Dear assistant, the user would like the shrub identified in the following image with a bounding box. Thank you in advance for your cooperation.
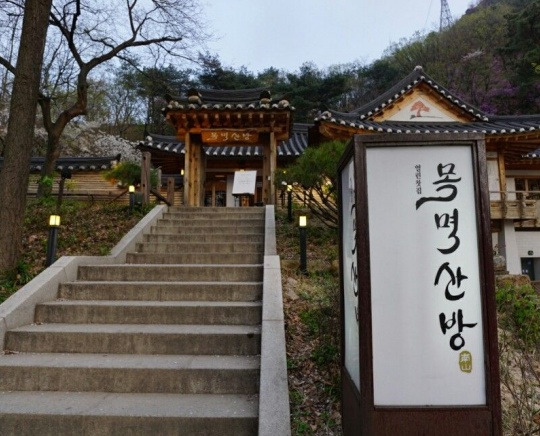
[104,162,158,188]
[496,283,540,348]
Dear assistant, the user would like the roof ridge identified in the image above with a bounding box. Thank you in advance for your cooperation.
[337,66,488,123]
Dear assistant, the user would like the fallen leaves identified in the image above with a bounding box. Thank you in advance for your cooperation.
[1,199,149,300]
[277,210,342,435]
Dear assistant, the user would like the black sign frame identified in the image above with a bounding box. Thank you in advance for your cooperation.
[337,133,501,435]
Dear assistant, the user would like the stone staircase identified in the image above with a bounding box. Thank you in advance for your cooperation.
[0,206,265,435]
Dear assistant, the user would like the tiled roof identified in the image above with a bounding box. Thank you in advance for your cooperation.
[140,124,310,158]
[313,116,540,136]
[323,65,488,122]
[163,88,293,113]
[0,155,120,172]
[191,88,269,104]
[313,67,540,163]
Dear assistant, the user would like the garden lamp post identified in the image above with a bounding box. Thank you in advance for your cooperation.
[128,185,135,213]
[299,215,307,274]
[281,181,287,207]
[45,215,61,267]
[287,184,293,222]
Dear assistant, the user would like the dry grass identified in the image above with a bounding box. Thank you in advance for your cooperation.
[0,198,151,302]
[275,208,342,435]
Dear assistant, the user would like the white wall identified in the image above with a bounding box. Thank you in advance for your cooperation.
[507,178,516,200]
[498,220,521,274]
[226,174,236,207]
[516,231,540,258]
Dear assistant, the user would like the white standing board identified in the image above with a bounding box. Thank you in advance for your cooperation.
[341,157,360,392]
[232,171,257,195]
[366,145,486,406]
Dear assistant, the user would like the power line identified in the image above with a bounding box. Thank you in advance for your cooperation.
[424,0,435,30]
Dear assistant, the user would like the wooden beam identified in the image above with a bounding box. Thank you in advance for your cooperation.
[202,113,210,128]
[150,188,171,206]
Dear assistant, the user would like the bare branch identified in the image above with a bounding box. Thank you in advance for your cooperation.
[0,56,15,75]
[49,8,84,67]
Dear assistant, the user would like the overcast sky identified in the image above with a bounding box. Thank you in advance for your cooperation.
[202,0,477,73]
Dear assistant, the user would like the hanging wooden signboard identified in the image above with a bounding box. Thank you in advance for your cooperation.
[337,133,501,435]
[201,129,259,144]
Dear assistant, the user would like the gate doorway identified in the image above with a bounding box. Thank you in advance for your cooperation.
[521,258,535,280]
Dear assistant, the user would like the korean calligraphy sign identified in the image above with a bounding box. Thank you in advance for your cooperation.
[201,129,259,144]
[338,134,501,436]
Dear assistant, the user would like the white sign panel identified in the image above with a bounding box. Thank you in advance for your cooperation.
[366,145,486,406]
[232,170,257,195]
[341,157,360,391]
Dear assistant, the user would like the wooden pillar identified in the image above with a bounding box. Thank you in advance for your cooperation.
[183,133,191,206]
[498,146,507,214]
[497,147,506,191]
[167,177,175,206]
[262,134,271,204]
[269,131,277,205]
[212,182,216,207]
[190,142,198,206]
[141,152,151,206]
[191,141,203,207]
[184,137,206,207]
[198,144,206,206]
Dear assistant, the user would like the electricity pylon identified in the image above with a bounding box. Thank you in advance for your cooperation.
[440,0,453,31]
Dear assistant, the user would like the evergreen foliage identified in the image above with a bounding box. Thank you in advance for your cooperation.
[276,141,346,229]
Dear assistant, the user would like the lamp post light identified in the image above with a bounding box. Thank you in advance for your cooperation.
[280,181,287,208]
[128,185,135,213]
[299,215,307,275]
[287,184,293,222]
[45,215,61,267]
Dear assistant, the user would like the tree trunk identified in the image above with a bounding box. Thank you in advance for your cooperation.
[37,77,88,197]
[37,131,62,197]
[0,0,53,273]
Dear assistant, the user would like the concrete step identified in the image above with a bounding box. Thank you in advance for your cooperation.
[77,264,263,282]
[35,300,262,325]
[0,391,258,435]
[169,206,264,214]
[135,241,264,254]
[0,353,259,394]
[126,252,263,265]
[156,218,264,227]
[149,225,264,235]
[144,233,264,244]
[5,324,261,355]
[58,281,263,301]
[163,212,264,220]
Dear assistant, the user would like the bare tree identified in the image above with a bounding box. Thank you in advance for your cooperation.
[0,0,206,271]
[0,0,206,195]
[0,0,53,272]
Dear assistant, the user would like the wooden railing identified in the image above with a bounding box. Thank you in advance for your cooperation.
[490,191,539,220]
